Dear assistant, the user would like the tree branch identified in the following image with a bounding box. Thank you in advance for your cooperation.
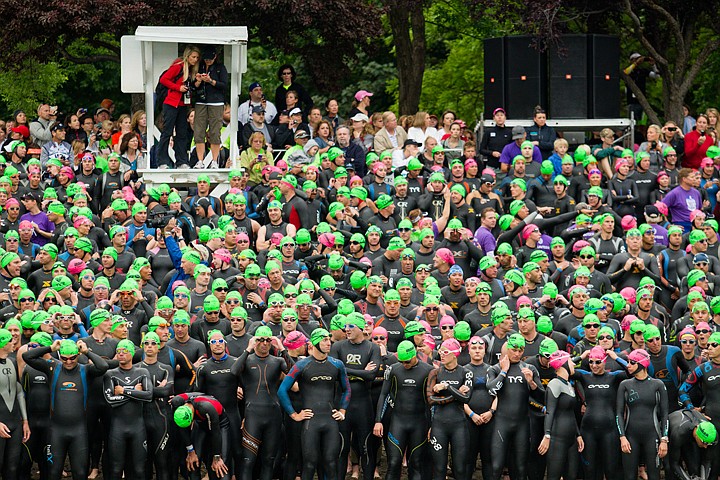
[637,0,685,61]
[59,46,119,64]
[679,38,720,96]
[622,0,668,69]
[619,70,661,125]
[87,38,121,56]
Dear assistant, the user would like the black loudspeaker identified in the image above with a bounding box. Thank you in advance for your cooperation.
[505,36,547,119]
[483,35,619,119]
[484,37,506,120]
[549,35,588,118]
[589,35,620,118]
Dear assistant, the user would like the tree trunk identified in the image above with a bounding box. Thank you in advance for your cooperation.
[387,0,426,114]
[131,93,145,114]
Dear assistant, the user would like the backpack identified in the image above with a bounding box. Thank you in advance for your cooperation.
[155,63,184,111]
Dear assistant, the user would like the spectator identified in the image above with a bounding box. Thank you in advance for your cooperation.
[29,104,56,148]
[39,123,72,168]
[349,90,373,120]
[239,81,276,126]
[479,107,512,169]
[373,111,408,155]
[525,106,556,159]
[684,114,715,169]
[273,64,313,116]
[192,46,228,168]
[407,112,438,149]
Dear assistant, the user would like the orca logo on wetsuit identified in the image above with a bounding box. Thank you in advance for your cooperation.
[707,375,720,382]
[404,379,416,384]
[587,384,610,388]
[210,369,232,375]
[310,376,333,381]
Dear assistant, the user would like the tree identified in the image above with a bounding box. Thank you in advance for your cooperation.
[385,0,427,115]
[464,0,720,124]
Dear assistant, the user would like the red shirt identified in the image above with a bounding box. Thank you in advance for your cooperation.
[159,60,186,108]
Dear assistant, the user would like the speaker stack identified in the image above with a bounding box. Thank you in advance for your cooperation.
[483,35,620,119]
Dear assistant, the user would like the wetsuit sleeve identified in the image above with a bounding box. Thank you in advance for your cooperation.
[85,351,109,377]
[657,381,669,437]
[231,351,250,377]
[154,365,174,398]
[616,381,628,436]
[335,359,351,410]
[529,365,546,402]
[195,365,206,392]
[104,372,129,407]
[16,381,27,421]
[124,369,154,402]
[175,349,197,390]
[374,365,394,423]
[200,403,224,457]
[22,345,53,375]
[485,365,505,397]
[165,235,183,269]
[317,288,337,315]
[543,383,561,435]
[679,365,703,409]
[278,362,301,415]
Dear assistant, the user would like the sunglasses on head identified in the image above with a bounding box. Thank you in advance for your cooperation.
[301,289,314,295]
[256,338,272,343]
[426,306,439,311]
[373,335,386,340]
[598,335,613,341]
[285,293,298,298]
[710,342,720,348]
[239,239,249,242]
[119,291,133,296]
[175,294,188,299]
[647,337,661,343]
[579,255,594,260]
[19,297,34,303]
[398,228,411,233]
[226,299,240,304]
[230,316,245,322]
[215,287,229,292]
[269,301,285,307]
[585,324,601,329]
[440,325,454,330]
[697,329,711,334]
[344,324,357,330]
[143,341,158,346]
[349,241,361,245]
[588,360,604,365]
[681,339,696,344]
[60,355,79,362]
[209,338,225,345]
[283,243,296,248]
[628,360,639,365]
[44,297,57,302]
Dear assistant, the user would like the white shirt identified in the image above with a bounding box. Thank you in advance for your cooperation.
[238,100,277,125]
[407,127,438,148]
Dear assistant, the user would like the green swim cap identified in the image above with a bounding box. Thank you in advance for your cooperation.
[506,333,526,350]
[696,421,718,445]
[643,324,662,342]
[536,316,553,335]
[539,337,559,357]
[330,314,346,331]
[144,332,161,344]
[310,328,331,346]
[0,329,11,349]
[492,305,511,325]
[30,332,53,347]
[397,340,417,362]
[454,321,472,341]
[117,339,136,355]
[59,339,79,356]
[90,309,112,328]
[255,326,273,338]
[404,321,425,338]
[174,404,194,428]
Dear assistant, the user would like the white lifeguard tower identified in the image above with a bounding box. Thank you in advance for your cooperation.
[120,26,248,188]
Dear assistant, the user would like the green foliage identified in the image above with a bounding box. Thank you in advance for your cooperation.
[0,59,67,115]
[420,37,484,124]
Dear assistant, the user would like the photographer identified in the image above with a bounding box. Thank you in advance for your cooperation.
[661,120,685,164]
[685,113,716,169]
[193,46,228,169]
[157,45,201,169]
[624,53,659,121]
[638,124,666,172]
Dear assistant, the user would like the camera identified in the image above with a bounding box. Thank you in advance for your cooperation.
[146,209,180,229]
[650,141,657,148]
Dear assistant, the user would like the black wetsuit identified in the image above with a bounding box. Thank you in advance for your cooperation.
[196,353,242,476]
[169,392,232,480]
[465,362,493,480]
[679,358,720,477]
[543,377,580,480]
[81,334,118,476]
[486,360,545,480]
[667,409,713,480]
[0,354,26,480]
[23,346,109,480]
[616,375,669,480]
[278,355,351,480]
[21,360,50,480]
[330,338,381,480]
[426,363,473,480]
[231,349,290,480]
[103,363,154,480]
[375,360,433,480]
[571,364,627,480]
[141,358,174,480]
